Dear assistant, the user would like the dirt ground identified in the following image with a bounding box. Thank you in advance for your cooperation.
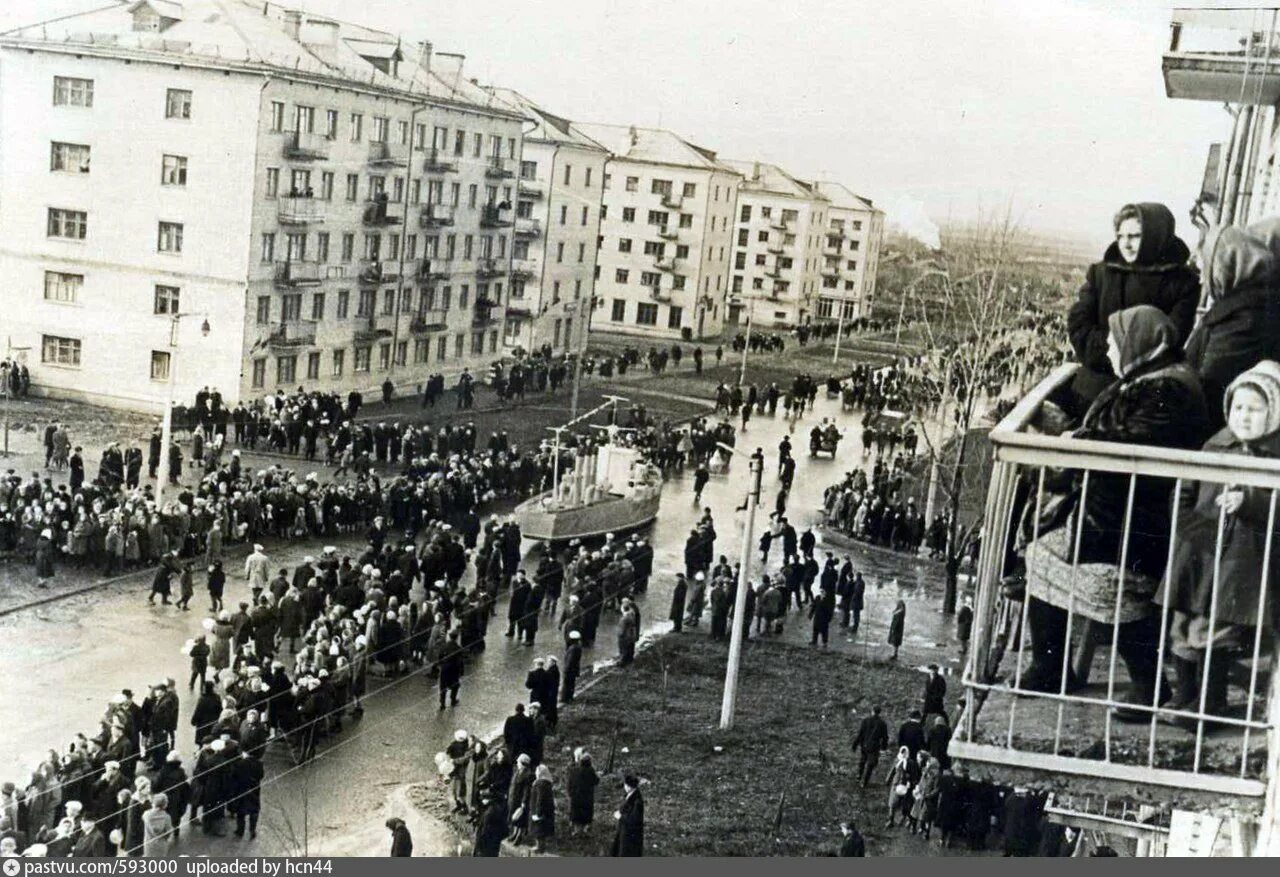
[415,635,978,857]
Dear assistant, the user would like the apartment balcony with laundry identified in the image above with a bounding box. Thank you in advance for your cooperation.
[367,140,407,167]
[278,196,326,225]
[284,130,329,161]
[953,363,1278,813]
[1163,7,1280,103]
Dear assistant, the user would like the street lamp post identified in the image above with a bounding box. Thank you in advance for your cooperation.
[719,445,765,730]
[738,306,754,387]
[155,314,210,510]
[831,298,847,366]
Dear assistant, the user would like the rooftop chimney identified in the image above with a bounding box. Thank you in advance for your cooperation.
[628,125,638,148]
[752,162,761,181]
[417,40,432,76]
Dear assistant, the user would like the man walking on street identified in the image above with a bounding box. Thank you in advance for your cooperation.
[852,706,889,787]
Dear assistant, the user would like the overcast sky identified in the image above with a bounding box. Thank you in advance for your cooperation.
[7,0,1237,249]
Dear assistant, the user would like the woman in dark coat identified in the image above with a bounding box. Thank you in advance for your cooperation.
[1064,202,1200,415]
[34,528,56,584]
[472,796,508,857]
[190,682,222,745]
[229,753,263,839]
[1023,305,1210,711]
[386,817,413,856]
[1184,218,1280,432]
[507,755,534,843]
[887,600,906,660]
[566,749,599,832]
[609,775,644,857]
[527,764,556,851]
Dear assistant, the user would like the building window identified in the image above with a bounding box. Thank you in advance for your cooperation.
[646,210,668,226]
[611,299,626,321]
[153,284,180,315]
[339,233,354,263]
[44,271,83,303]
[676,244,689,258]
[265,167,280,198]
[650,179,672,196]
[563,164,572,186]
[316,232,330,262]
[615,268,629,284]
[256,296,271,324]
[305,351,321,380]
[332,348,345,377]
[346,173,359,201]
[41,334,81,367]
[581,206,589,226]
[150,350,171,381]
[251,358,266,388]
[371,116,388,143]
[357,290,374,318]
[473,132,482,158]
[294,105,315,134]
[643,241,664,256]
[636,303,658,325]
[270,101,285,132]
[349,113,363,142]
[354,346,371,372]
[325,109,339,139]
[157,221,183,253]
[641,271,661,287]
[679,213,693,228]
[161,154,187,186]
[622,207,635,223]
[520,160,537,180]
[668,305,684,329]
[165,88,192,120]
[625,176,639,192]
[276,355,297,385]
[311,292,326,321]
[395,340,408,366]
[290,169,311,196]
[682,182,696,198]
[619,239,632,253]
[50,142,91,173]
[740,205,752,222]
[47,208,87,240]
[378,342,391,370]
[53,76,94,107]
[337,289,350,319]
[673,275,687,290]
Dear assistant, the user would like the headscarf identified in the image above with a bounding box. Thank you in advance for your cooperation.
[1225,359,1280,439]
[1198,218,1280,308]
[1116,202,1179,266]
[1106,304,1179,378]
[894,746,909,768]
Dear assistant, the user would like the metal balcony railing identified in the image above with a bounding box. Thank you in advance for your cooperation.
[480,204,512,228]
[472,298,499,326]
[511,258,538,279]
[423,147,458,173]
[485,156,514,179]
[769,215,789,230]
[367,141,407,167]
[420,258,453,282]
[359,260,399,285]
[362,200,402,226]
[1164,8,1280,104]
[517,178,543,198]
[660,192,683,210]
[420,203,455,228]
[476,258,504,278]
[657,225,679,241]
[955,363,1280,800]
[654,255,678,272]
[275,261,323,286]
[821,264,840,277]
[266,320,317,349]
[284,131,329,161]
[767,241,784,254]
[278,197,326,225]
[514,217,541,237]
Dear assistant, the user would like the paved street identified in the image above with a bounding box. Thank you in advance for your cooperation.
[0,391,961,855]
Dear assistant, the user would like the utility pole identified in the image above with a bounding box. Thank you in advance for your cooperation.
[569,296,594,419]
[831,298,847,366]
[738,306,754,387]
[720,447,764,730]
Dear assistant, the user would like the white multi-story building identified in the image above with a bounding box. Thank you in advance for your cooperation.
[722,161,828,329]
[572,124,741,341]
[813,182,884,325]
[477,89,608,355]
[0,0,525,411]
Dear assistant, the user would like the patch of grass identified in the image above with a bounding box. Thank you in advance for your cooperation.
[419,635,950,857]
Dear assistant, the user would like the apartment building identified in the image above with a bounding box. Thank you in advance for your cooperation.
[573,124,741,341]
[813,182,884,324]
[0,0,525,411]
[478,89,608,355]
[722,161,828,329]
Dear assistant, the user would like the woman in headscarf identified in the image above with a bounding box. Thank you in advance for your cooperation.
[885,745,918,828]
[1185,218,1280,432]
[1064,202,1200,414]
[527,763,556,852]
[1020,305,1210,715]
[887,600,906,660]
[910,754,942,839]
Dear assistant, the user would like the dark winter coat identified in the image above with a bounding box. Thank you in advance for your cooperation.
[472,798,508,857]
[610,789,644,857]
[566,760,599,826]
[528,777,555,839]
[1163,428,1280,629]
[1067,202,1199,379]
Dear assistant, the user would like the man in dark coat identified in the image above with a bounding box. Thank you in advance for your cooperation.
[897,710,926,761]
[438,633,465,709]
[851,706,888,787]
[1064,201,1199,413]
[472,795,507,857]
[386,817,413,856]
[609,774,644,857]
[561,632,583,703]
[922,664,947,718]
[838,820,866,856]
[502,704,534,761]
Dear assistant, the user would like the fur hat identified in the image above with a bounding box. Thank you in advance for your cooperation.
[1226,359,1280,438]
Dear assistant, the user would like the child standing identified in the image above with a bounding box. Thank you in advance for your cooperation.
[1163,361,1280,721]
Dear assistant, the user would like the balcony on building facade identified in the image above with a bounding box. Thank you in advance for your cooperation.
[825,234,845,252]
[485,156,515,179]
[765,264,782,279]
[767,240,784,254]
[514,216,541,237]
[352,316,391,346]
[658,225,679,240]
[420,258,453,282]
[953,362,1280,811]
[654,255,679,272]
[420,203,456,228]
[359,260,400,286]
[274,260,323,286]
[284,130,330,161]
[505,299,533,317]
[511,258,539,280]
[1164,8,1280,103]
[821,263,840,278]
[423,147,458,173]
[410,309,450,333]
[476,258,504,279]
[647,281,670,302]
[367,141,407,167]
[769,215,789,230]
[278,196,326,225]
[480,204,513,228]
[660,192,683,210]
[265,319,317,350]
[362,199,402,227]
[517,177,543,198]
[472,297,499,326]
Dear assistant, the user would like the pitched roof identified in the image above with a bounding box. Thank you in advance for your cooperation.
[722,159,825,200]
[477,87,608,152]
[0,0,517,116]
[813,181,879,213]
[570,123,740,174]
